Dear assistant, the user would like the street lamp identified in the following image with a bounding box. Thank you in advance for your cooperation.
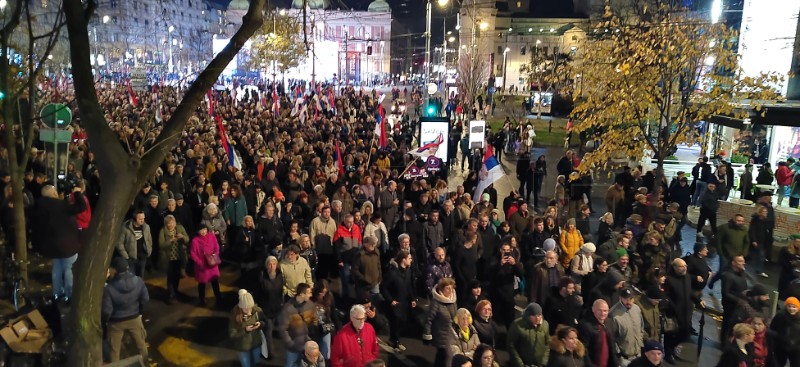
[168,25,175,74]
[102,15,110,24]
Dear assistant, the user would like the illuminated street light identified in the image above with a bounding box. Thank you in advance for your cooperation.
[279,9,287,16]
[504,47,510,53]
[102,15,110,23]
[437,0,448,6]
[0,0,7,10]
[479,22,488,30]
[508,28,512,32]
[448,36,455,42]
[536,39,541,44]
[168,25,175,33]
[528,28,532,32]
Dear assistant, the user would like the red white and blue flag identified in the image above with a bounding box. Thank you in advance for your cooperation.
[473,145,504,199]
[216,117,242,170]
[411,132,444,157]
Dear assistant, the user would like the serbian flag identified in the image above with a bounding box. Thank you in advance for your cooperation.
[127,83,139,107]
[335,141,344,175]
[411,132,444,157]
[473,145,504,200]
[376,104,387,148]
[216,117,242,170]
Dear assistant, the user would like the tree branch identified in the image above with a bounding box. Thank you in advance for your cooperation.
[138,0,266,177]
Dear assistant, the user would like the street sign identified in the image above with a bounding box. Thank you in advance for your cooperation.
[39,128,73,143]
[130,68,147,92]
[39,103,71,129]
[469,120,486,149]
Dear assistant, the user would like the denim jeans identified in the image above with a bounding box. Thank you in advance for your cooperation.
[52,253,78,299]
[238,346,261,367]
[749,247,765,274]
[318,332,331,359]
[693,181,707,206]
[709,253,728,286]
[285,351,300,367]
[340,264,352,300]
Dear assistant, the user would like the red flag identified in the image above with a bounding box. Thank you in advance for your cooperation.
[127,82,139,107]
[378,104,387,148]
[335,141,344,176]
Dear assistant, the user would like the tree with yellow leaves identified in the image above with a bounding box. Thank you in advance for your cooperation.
[571,2,783,186]
[250,11,307,76]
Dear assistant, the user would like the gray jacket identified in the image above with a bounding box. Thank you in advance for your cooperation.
[609,300,645,358]
[117,220,153,260]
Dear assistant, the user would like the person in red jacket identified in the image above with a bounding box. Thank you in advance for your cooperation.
[330,304,379,367]
[776,161,793,206]
[333,214,362,300]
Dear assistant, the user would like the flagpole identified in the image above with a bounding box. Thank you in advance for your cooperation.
[399,156,420,177]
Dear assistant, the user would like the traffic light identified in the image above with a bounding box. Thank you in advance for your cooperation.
[367,45,373,55]
[424,102,438,117]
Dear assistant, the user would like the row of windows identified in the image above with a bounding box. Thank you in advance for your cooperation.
[497,45,559,56]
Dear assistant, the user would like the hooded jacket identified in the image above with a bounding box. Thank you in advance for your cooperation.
[228,305,264,352]
[559,228,584,268]
[546,335,589,367]
[102,271,149,322]
[423,287,458,348]
[451,321,480,359]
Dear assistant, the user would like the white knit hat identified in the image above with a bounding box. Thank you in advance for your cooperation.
[238,289,255,309]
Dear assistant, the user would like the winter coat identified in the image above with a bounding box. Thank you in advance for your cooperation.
[472,316,500,348]
[508,210,530,239]
[546,335,589,367]
[352,247,382,290]
[423,220,445,252]
[256,213,284,250]
[223,195,248,227]
[508,317,550,367]
[190,232,221,284]
[770,310,800,352]
[201,206,228,245]
[309,216,337,255]
[277,299,317,353]
[363,221,389,249]
[776,165,793,186]
[280,257,314,297]
[333,223,362,264]
[559,229,584,268]
[529,261,566,306]
[117,219,153,260]
[228,305,264,352]
[423,287,458,348]
[715,341,755,367]
[577,315,620,367]
[258,270,285,318]
[381,261,416,319]
[330,322,379,367]
[683,253,712,292]
[451,323,480,359]
[31,192,87,259]
[717,220,750,260]
[664,269,697,330]
[158,224,189,271]
[543,290,582,335]
[426,260,454,293]
[101,271,149,322]
[609,300,645,358]
[635,296,661,341]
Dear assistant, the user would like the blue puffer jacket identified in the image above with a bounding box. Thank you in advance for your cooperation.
[102,271,149,322]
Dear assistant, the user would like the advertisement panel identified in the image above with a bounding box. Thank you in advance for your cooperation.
[417,117,450,162]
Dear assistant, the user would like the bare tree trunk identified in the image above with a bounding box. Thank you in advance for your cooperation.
[61,0,265,364]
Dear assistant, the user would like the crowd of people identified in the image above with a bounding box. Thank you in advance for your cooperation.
[6,79,800,367]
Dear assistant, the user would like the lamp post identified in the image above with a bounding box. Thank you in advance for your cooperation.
[426,0,449,105]
[168,25,175,74]
[502,47,509,92]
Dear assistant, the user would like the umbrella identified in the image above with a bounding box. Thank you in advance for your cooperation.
[697,306,706,359]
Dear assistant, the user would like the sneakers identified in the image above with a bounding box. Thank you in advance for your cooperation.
[759,272,769,278]
[394,343,407,352]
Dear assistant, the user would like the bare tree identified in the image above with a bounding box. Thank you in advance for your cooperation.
[457,49,489,118]
[60,0,266,365]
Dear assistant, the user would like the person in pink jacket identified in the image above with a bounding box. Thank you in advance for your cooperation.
[191,223,222,306]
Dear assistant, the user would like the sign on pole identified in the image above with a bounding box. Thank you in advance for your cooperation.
[469,120,486,149]
[39,104,72,129]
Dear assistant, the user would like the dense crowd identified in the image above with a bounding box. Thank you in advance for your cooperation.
[5,79,800,367]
